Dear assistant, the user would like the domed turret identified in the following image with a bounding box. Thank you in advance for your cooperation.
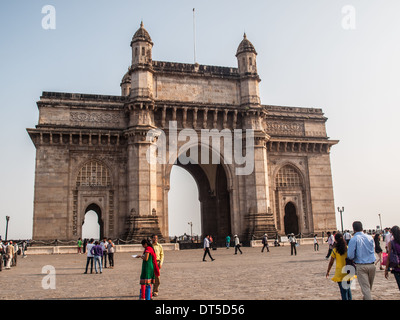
[236,33,258,76]
[235,33,261,108]
[131,21,153,67]
[131,21,153,46]
[236,33,257,56]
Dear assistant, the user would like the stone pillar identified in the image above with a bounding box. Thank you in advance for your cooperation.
[241,111,277,239]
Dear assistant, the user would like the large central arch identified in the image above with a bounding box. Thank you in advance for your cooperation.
[165,143,233,244]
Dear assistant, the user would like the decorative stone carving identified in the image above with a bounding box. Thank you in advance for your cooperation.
[70,112,120,124]
[266,121,305,136]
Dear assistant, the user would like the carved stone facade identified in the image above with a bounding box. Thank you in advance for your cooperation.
[27,23,338,242]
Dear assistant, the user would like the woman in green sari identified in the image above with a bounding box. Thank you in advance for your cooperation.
[136,239,160,300]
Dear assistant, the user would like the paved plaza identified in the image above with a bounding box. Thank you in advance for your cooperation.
[0,243,399,300]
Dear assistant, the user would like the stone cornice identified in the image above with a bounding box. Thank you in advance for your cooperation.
[152,60,240,80]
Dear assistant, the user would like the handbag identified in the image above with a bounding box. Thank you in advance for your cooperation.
[389,241,400,269]
[381,252,388,266]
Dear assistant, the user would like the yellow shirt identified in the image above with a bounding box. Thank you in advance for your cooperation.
[330,248,356,282]
[153,243,164,266]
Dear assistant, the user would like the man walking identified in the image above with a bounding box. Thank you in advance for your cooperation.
[203,235,215,261]
[234,235,243,255]
[325,231,335,259]
[347,221,376,300]
[289,233,297,256]
[225,235,231,249]
[5,241,14,269]
[152,234,164,297]
[261,234,270,253]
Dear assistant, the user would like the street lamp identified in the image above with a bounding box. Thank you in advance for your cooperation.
[188,222,193,239]
[5,216,10,241]
[337,207,344,233]
[378,213,382,231]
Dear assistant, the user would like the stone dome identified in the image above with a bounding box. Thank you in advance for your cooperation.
[131,21,153,45]
[236,33,257,56]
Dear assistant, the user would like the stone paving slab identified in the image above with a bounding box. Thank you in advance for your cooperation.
[0,244,399,300]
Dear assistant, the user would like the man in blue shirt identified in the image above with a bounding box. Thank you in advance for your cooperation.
[347,221,376,300]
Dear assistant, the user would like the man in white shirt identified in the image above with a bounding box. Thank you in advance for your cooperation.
[84,238,95,274]
[202,235,215,262]
[344,230,352,244]
[325,231,335,259]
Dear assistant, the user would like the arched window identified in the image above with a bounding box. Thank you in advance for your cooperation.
[76,160,111,187]
[275,165,302,188]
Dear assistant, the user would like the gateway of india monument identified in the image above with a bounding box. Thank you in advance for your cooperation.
[27,22,338,242]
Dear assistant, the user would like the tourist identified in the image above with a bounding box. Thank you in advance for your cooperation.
[91,241,103,274]
[21,240,27,258]
[0,241,4,271]
[135,239,160,300]
[0,241,5,268]
[225,235,231,249]
[384,228,393,253]
[5,241,14,269]
[325,231,335,259]
[203,235,215,261]
[107,238,115,268]
[313,234,319,251]
[83,238,88,253]
[384,225,400,290]
[100,238,108,268]
[325,233,355,300]
[152,234,164,297]
[288,233,297,256]
[344,230,352,245]
[12,241,18,267]
[77,238,83,254]
[347,221,376,300]
[84,238,95,274]
[234,235,242,255]
[261,234,269,253]
[373,233,384,270]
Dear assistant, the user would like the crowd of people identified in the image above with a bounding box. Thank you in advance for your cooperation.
[82,238,115,274]
[0,240,27,271]
[323,222,400,300]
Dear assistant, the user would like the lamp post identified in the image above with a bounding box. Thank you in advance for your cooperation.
[378,213,382,231]
[337,207,344,233]
[5,216,10,241]
[188,222,193,239]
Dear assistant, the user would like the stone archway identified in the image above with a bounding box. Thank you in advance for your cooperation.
[284,202,299,235]
[82,203,104,240]
[171,159,232,245]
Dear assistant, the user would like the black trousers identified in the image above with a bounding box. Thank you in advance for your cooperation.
[235,245,242,254]
[261,244,269,252]
[102,253,108,267]
[85,257,94,273]
[290,243,297,255]
[203,248,214,260]
[108,253,114,267]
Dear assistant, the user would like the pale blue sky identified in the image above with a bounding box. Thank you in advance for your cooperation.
[0,0,399,239]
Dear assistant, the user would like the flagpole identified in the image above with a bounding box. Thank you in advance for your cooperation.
[193,8,197,64]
